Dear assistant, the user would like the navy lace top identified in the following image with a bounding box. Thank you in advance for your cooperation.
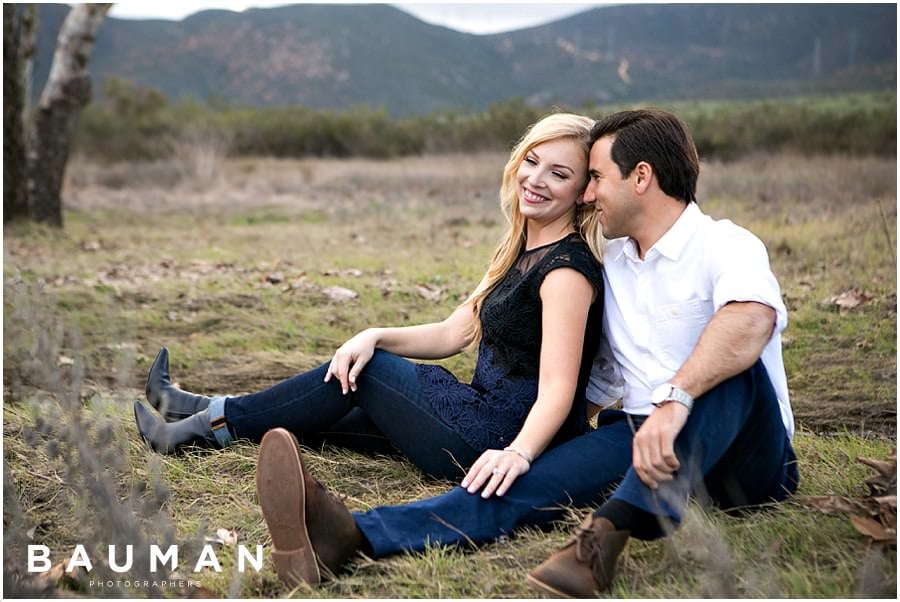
[415,233,605,452]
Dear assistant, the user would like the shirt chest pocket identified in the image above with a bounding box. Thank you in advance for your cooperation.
[651,297,710,370]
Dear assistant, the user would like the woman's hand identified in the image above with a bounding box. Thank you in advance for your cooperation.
[461,448,530,498]
[324,330,378,394]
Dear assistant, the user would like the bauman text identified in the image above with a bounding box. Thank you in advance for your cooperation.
[27,544,264,573]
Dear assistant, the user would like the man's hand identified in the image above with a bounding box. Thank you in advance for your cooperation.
[632,402,690,489]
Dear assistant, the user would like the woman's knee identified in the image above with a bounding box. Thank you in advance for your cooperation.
[364,349,417,377]
[356,350,425,408]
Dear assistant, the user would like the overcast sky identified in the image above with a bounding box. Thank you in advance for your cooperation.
[107,1,601,35]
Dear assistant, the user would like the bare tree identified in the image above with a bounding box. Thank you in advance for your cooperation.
[21,4,39,111]
[3,4,33,223]
[27,3,111,227]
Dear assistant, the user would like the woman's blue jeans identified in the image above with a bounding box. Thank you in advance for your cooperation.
[223,350,479,480]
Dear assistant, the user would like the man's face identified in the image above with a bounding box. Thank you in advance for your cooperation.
[583,135,635,240]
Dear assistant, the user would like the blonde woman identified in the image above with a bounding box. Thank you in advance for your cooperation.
[134,112,606,496]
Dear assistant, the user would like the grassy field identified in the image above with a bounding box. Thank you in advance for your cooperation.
[3,150,897,597]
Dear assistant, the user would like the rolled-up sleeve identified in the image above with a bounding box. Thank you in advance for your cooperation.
[708,226,787,335]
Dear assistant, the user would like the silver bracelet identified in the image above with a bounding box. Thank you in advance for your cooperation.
[504,445,533,464]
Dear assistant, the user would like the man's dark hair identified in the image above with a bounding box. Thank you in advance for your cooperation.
[590,109,699,204]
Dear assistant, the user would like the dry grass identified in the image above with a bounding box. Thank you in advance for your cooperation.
[3,152,896,597]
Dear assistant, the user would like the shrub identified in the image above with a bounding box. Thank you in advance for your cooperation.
[73,87,896,161]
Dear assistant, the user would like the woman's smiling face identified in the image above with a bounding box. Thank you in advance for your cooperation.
[516,138,587,229]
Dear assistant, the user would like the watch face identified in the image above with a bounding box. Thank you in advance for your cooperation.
[652,385,671,406]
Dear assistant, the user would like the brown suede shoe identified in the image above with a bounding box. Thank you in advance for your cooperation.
[526,515,630,598]
[256,428,364,587]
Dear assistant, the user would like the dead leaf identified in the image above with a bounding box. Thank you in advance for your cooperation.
[800,495,870,516]
[876,495,897,529]
[282,275,315,292]
[858,452,897,496]
[806,451,899,544]
[57,355,75,367]
[875,495,897,508]
[827,290,873,311]
[105,342,139,351]
[204,527,238,545]
[60,565,86,589]
[858,455,897,478]
[322,286,358,302]
[415,283,443,301]
[14,560,68,594]
[218,527,238,544]
[323,268,364,277]
[46,561,66,582]
[380,278,400,298]
[849,514,895,543]
[21,560,85,592]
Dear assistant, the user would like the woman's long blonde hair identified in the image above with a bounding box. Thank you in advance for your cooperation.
[465,112,606,346]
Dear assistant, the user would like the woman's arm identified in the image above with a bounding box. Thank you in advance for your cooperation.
[367,301,477,359]
[462,267,596,497]
[325,276,487,394]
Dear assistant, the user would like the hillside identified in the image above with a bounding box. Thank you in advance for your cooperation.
[495,3,898,104]
[31,3,897,115]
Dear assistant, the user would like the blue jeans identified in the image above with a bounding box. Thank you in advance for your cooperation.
[224,350,480,480]
[355,361,798,557]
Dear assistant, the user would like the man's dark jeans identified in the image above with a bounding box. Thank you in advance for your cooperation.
[355,360,798,556]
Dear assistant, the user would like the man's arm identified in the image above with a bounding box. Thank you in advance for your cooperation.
[669,300,776,398]
[632,301,776,489]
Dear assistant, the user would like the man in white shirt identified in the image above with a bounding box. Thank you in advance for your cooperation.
[526,108,797,596]
[252,110,798,595]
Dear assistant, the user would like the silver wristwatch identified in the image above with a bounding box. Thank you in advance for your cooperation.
[651,383,694,411]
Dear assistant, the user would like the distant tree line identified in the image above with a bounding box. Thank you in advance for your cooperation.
[75,78,896,163]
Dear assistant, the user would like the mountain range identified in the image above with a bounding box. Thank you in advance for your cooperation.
[32,3,897,116]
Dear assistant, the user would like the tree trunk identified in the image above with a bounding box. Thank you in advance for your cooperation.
[26,3,111,227]
[4,4,29,223]
[22,4,38,113]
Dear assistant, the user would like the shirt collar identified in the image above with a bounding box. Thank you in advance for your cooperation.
[606,236,630,262]
[651,202,703,261]
[607,203,705,264]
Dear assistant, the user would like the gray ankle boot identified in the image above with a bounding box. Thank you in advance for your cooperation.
[146,347,212,422]
[133,400,234,454]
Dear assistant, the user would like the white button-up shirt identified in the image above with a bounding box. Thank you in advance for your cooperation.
[586,203,794,439]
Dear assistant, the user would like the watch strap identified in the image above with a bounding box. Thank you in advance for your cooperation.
[653,384,694,411]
